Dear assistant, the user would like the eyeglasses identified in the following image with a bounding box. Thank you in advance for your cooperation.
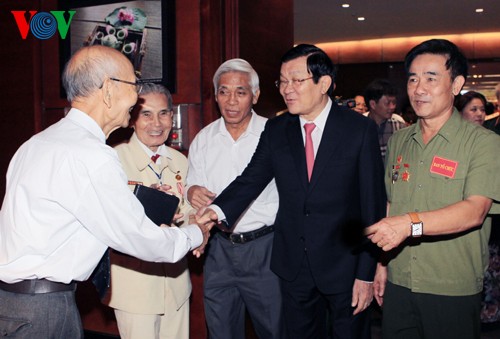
[109,77,144,93]
[275,77,314,89]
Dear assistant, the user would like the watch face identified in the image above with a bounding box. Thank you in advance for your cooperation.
[412,222,423,236]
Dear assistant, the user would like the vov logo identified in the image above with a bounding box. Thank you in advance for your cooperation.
[11,11,76,40]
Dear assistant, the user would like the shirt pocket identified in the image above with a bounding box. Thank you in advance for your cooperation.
[389,176,415,204]
[427,169,466,206]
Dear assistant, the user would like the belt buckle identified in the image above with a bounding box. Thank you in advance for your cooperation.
[229,233,245,244]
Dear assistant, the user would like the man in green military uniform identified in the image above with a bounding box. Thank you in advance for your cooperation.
[365,39,500,339]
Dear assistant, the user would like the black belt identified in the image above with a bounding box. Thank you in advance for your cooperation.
[219,225,274,244]
[0,279,76,294]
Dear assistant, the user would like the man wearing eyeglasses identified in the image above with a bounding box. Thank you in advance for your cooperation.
[0,45,210,338]
[198,44,386,338]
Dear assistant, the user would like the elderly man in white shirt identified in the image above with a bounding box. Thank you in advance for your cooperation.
[186,58,284,339]
[0,45,209,338]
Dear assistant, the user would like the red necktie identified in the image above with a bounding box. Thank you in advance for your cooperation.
[304,123,316,181]
[151,154,160,163]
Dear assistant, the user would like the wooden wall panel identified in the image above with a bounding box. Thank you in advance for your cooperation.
[200,0,225,126]
[173,0,201,105]
[239,0,294,118]
[0,0,42,201]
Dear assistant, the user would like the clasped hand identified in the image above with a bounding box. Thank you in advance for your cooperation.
[364,214,411,251]
[191,207,219,258]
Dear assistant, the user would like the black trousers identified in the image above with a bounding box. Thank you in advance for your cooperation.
[382,281,481,339]
[280,254,370,339]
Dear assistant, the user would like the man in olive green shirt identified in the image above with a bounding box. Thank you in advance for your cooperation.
[366,39,500,339]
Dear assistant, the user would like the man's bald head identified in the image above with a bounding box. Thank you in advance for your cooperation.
[62,45,134,102]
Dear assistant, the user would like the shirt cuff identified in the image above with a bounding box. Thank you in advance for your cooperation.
[179,223,203,250]
[184,184,192,203]
[208,204,226,221]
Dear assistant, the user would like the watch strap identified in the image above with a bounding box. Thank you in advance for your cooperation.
[408,212,421,223]
[408,212,423,237]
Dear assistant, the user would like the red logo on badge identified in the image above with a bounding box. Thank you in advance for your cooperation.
[429,156,458,178]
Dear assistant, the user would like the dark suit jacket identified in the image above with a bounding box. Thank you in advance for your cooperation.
[213,104,386,294]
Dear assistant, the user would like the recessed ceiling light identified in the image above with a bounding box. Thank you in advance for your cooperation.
[475,8,484,13]
[342,4,350,8]
[357,17,365,21]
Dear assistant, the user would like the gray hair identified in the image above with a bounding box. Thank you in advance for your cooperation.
[62,46,121,102]
[213,58,259,95]
[139,83,173,109]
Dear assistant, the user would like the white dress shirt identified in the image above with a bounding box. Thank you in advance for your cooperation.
[186,111,278,233]
[0,108,202,284]
[299,98,332,156]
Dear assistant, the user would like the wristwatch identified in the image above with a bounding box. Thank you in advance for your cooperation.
[408,212,423,237]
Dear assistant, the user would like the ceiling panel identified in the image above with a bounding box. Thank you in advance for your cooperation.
[294,0,499,44]
[294,0,500,100]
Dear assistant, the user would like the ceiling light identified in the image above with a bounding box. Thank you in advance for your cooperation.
[357,17,365,21]
[342,4,350,8]
[475,8,484,13]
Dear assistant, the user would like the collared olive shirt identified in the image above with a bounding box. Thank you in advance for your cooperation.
[385,109,500,296]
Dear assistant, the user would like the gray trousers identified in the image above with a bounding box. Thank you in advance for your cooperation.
[203,231,285,339]
[0,288,83,338]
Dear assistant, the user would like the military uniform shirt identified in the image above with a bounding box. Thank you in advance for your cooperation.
[385,109,500,296]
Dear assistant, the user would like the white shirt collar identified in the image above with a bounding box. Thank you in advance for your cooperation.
[299,97,332,132]
[66,108,106,143]
[135,134,172,160]
[216,110,261,139]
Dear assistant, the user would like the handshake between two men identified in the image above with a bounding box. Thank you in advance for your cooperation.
[189,207,220,258]
[155,183,219,258]
[186,184,222,258]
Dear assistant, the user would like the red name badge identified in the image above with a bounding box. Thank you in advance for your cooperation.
[429,156,458,178]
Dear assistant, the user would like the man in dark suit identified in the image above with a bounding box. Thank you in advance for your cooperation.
[198,44,386,338]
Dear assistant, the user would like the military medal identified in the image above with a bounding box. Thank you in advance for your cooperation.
[174,171,185,205]
[392,155,403,184]
[391,165,400,184]
[402,163,410,182]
